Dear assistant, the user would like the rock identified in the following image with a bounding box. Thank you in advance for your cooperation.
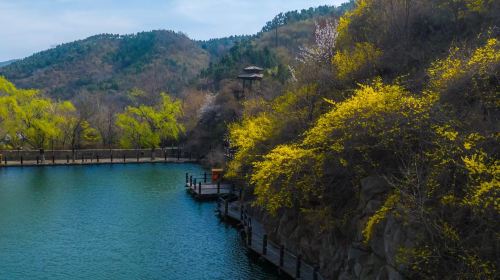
[364,200,384,216]
[360,176,390,205]
[252,175,412,280]
[376,265,403,280]
[354,262,362,277]
[359,253,385,279]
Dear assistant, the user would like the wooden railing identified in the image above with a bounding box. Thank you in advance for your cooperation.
[218,199,324,280]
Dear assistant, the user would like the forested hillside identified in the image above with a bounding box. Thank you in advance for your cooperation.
[0,60,19,68]
[226,0,500,279]
[0,30,209,100]
[0,3,349,152]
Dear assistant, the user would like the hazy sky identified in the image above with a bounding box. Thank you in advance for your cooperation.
[0,0,346,61]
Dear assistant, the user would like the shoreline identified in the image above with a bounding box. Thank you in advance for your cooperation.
[0,157,198,168]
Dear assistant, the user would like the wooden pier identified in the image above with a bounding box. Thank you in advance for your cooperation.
[218,199,324,280]
[185,172,235,200]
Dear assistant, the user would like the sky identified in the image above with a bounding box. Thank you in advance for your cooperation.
[0,0,345,61]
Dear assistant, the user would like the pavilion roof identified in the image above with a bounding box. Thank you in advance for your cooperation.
[237,73,264,80]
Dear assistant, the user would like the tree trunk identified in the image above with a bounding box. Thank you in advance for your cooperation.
[40,149,45,163]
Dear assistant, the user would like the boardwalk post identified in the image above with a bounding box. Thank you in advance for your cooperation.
[36,156,39,164]
[296,254,302,278]
[204,172,207,183]
[224,199,228,216]
[20,156,23,166]
[198,182,201,195]
[111,152,113,163]
[123,154,126,162]
[66,155,69,163]
[313,266,319,280]
[96,155,99,163]
[263,234,268,255]
[82,155,84,163]
[4,156,6,165]
[177,149,180,160]
[190,175,193,187]
[165,151,167,161]
[279,245,284,268]
[247,226,253,246]
[52,155,55,164]
[217,181,220,194]
[137,153,139,162]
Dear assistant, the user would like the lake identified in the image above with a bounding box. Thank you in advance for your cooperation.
[0,163,279,279]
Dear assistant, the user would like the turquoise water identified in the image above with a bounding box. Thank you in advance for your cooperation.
[0,164,279,279]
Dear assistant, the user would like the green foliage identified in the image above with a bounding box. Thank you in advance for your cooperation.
[0,30,210,99]
[116,93,184,149]
[0,76,84,149]
[260,2,354,33]
[201,40,280,89]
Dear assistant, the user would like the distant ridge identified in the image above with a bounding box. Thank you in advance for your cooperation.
[0,59,19,68]
[0,2,354,99]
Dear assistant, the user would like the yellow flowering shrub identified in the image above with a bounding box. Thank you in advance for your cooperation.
[336,0,372,46]
[362,192,399,242]
[226,113,276,178]
[304,79,436,155]
[462,151,500,213]
[428,38,500,109]
[434,124,459,141]
[332,42,382,80]
[251,144,322,214]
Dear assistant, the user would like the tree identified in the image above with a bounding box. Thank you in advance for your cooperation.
[116,93,184,158]
[0,76,79,161]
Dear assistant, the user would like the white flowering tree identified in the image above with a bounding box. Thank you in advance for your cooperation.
[298,19,339,64]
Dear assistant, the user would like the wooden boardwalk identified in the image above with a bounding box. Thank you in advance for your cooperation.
[218,199,324,280]
[0,157,197,168]
[185,173,234,200]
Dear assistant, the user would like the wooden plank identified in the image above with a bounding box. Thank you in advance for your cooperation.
[0,157,197,167]
[217,200,324,280]
[186,182,234,200]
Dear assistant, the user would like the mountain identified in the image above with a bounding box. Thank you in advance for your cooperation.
[0,30,210,99]
[0,59,19,68]
[0,2,354,100]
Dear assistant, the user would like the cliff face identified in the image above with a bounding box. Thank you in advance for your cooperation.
[252,176,413,279]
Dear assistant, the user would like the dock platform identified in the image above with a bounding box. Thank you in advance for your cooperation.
[184,172,235,200]
[186,182,234,200]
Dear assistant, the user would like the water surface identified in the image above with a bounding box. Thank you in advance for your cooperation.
[0,164,279,279]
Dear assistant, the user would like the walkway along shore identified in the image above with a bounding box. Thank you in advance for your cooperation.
[0,148,199,167]
[184,171,325,280]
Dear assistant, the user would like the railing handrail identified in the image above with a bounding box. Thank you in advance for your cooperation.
[220,202,324,280]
